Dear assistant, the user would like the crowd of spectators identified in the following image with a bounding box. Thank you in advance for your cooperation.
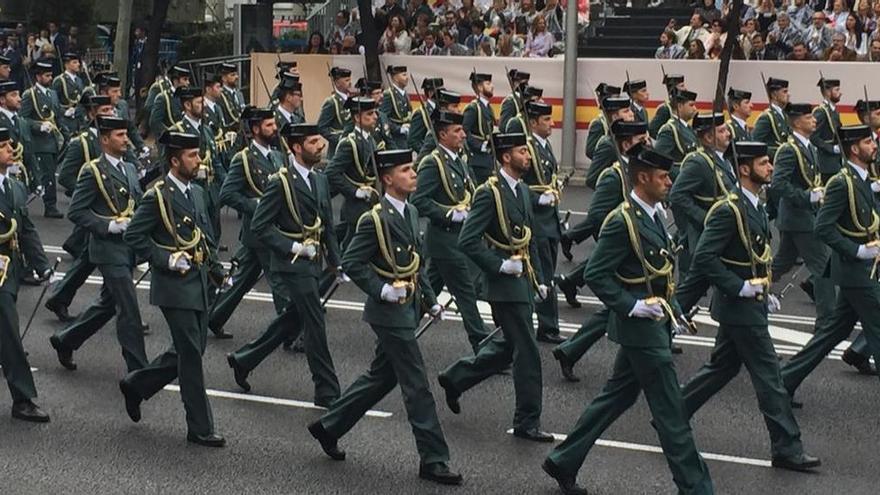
[0,22,82,88]
[302,0,591,58]
[655,0,880,61]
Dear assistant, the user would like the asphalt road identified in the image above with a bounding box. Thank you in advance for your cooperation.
[1,184,876,495]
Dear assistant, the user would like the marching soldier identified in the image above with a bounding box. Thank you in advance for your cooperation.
[811,77,843,182]
[415,89,463,164]
[726,88,753,143]
[317,67,352,161]
[142,64,173,130]
[149,77,189,140]
[119,131,226,447]
[20,61,64,218]
[648,73,686,139]
[52,52,85,136]
[542,147,713,495]
[499,69,530,131]
[0,127,53,423]
[218,63,246,126]
[654,88,699,174]
[769,103,835,340]
[44,95,116,323]
[325,96,381,248]
[462,71,496,184]
[209,108,286,339]
[49,116,148,373]
[584,95,634,188]
[307,149,462,486]
[584,83,621,160]
[274,73,305,132]
[552,123,649,381]
[270,60,301,106]
[781,125,880,404]
[522,101,565,344]
[502,86,543,134]
[624,78,649,124]
[437,132,553,442]
[379,65,412,150]
[752,77,791,159]
[680,141,821,472]
[226,123,341,406]
[202,72,227,132]
[104,73,150,161]
[0,81,37,195]
[408,77,444,153]
[356,77,392,151]
[411,110,488,352]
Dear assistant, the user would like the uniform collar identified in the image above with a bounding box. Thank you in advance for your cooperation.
[335,89,349,102]
[289,155,312,186]
[533,134,548,148]
[741,186,760,209]
[0,106,15,120]
[104,153,122,169]
[478,95,489,107]
[354,125,371,140]
[277,105,293,122]
[499,167,520,196]
[823,99,836,111]
[848,160,869,181]
[771,103,784,115]
[184,113,200,130]
[252,140,272,158]
[65,70,78,81]
[630,190,658,219]
[0,171,7,192]
[792,131,811,149]
[204,98,217,111]
[384,192,407,217]
[438,143,459,161]
[732,114,747,129]
[166,172,190,194]
[393,84,407,97]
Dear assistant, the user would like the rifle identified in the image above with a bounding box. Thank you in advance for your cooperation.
[255,65,273,107]
[414,296,458,339]
[410,77,437,140]
[21,258,62,343]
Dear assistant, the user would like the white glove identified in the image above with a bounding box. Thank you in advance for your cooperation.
[196,168,207,180]
[336,270,351,283]
[537,284,549,301]
[480,141,489,153]
[833,144,840,154]
[8,164,20,175]
[738,280,765,298]
[629,299,665,319]
[140,145,151,157]
[429,303,445,320]
[355,187,371,200]
[856,243,880,260]
[64,107,76,117]
[767,294,782,313]
[0,257,5,271]
[222,275,235,290]
[499,258,524,276]
[400,124,410,134]
[291,242,317,259]
[872,181,880,193]
[380,283,407,302]
[168,254,191,273]
[107,218,129,234]
[450,209,468,223]
[809,189,824,204]
[538,191,556,206]
[39,121,52,133]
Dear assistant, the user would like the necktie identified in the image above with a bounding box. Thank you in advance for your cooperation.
[653,213,666,235]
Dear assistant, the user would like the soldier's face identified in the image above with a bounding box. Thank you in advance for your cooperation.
[640,169,672,203]
[0,65,9,79]
[105,86,122,104]
[383,163,417,194]
[479,81,494,98]
[1,91,21,111]
[66,59,81,73]
[255,119,277,141]
[222,72,239,87]
[0,140,11,166]
[205,82,221,99]
[633,88,649,103]
[508,145,531,175]
[795,114,816,135]
[302,135,326,165]
[853,137,878,163]
[174,76,191,88]
[713,124,731,150]
[36,72,52,85]
[290,91,303,108]
[439,124,465,149]
[827,86,842,103]
[621,133,648,154]
[356,109,378,132]
[101,129,129,155]
[393,71,409,87]
[187,96,204,119]
[734,99,752,118]
[531,114,553,138]
[174,148,201,181]
[370,89,383,103]
[336,76,351,93]
[678,101,697,121]
[869,109,880,129]
[773,88,790,105]
[96,104,115,117]
[614,107,635,123]
[745,156,773,185]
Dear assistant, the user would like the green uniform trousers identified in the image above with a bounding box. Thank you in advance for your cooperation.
[440,302,543,431]
[231,274,340,404]
[35,151,58,211]
[319,324,450,465]
[123,307,215,436]
[782,286,880,394]
[53,264,147,372]
[427,253,489,352]
[535,236,561,338]
[681,324,803,458]
[0,293,38,403]
[554,308,609,364]
[46,248,94,308]
[547,345,714,495]
[770,231,835,330]
[208,245,287,334]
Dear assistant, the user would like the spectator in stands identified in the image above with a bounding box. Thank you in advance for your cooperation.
[408,0,436,27]
[843,13,869,56]
[485,0,511,31]
[442,11,461,42]
[857,0,876,34]
[858,37,880,60]
[496,32,523,56]
[739,17,758,57]
[825,31,858,59]
[518,0,541,28]
[23,33,39,70]
[330,10,356,46]
[67,26,81,55]
[749,32,779,59]
[686,39,707,59]
[340,34,361,54]
[380,13,412,54]
[827,0,850,32]
[376,0,406,29]
[655,30,686,59]
[441,30,471,55]
[697,0,722,25]
[672,13,709,48]
[788,40,815,59]
[524,15,553,57]
[477,38,495,56]
[465,20,492,52]
[413,30,443,55]
[47,21,66,55]
[542,0,566,44]
[805,11,834,56]
[768,13,803,57]
[305,32,329,54]
[755,0,778,33]
[460,0,483,26]
[788,0,814,31]
[704,19,727,59]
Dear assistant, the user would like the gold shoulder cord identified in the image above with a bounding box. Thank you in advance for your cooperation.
[220,90,240,122]
[56,75,78,108]
[705,196,772,272]
[473,101,487,140]
[151,182,205,265]
[27,88,62,136]
[80,133,91,163]
[608,204,675,300]
[481,178,540,292]
[276,169,323,245]
[785,137,823,190]
[342,134,379,197]
[429,150,472,215]
[660,120,685,156]
[526,139,559,202]
[239,149,266,197]
[833,168,880,238]
[86,159,134,220]
[366,204,420,300]
[685,150,730,203]
[387,87,405,122]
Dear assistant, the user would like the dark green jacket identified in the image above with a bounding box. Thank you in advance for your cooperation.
[0,176,50,296]
[124,179,219,311]
[815,163,878,287]
[408,101,434,153]
[68,154,143,266]
[52,72,86,134]
[379,86,412,150]
[583,201,680,348]
[462,98,495,179]
[342,199,437,328]
[143,77,172,126]
[669,148,738,249]
[654,117,697,166]
[503,114,527,134]
[810,102,842,176]
[585,134,617,189]
[411,147,476,259]
[726,117,752,143]
[325,130,378,225]
[458,174,544,303]
[116,99,145,151]
[167,117,226,186]
[0,110,37,189]
[499,94,521,132]
[59,128,99,192]
[584,115,608,160]
[752,106,791,159]
[524,136,560,239]
[770,135,821,232]
[568,162,626,244]
[694,195,771,325]
[149,90,182,139]
[219,143,285,248]
[648,101,671,139]
[219,85,245,125]
[631,103,648,124]
[250,166,341,279]
[20,84,63,154]
[317,92,351,154]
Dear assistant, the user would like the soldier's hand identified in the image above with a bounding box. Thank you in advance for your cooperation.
[738,280,765,298]
[809,188,824,204]
[381,283,407,302]
[355,187,372,200]
[872,181,880,193]
[857,243,880,260]
[429,303,445,320]
[499,258,524,276]
[336,268,351,283]
[630,299,664,319]
[0,257,6,271]
[168,254,192,273]
[538,191,556,206]
[536,284,549,301]
[767,294,782,313]
[108,219,129,234]
[39,122,52,133]
[450,209,468,223]
[38,268,53,282]
[64,107,76,117]
[400,124,410,134]
[139,146,151,159]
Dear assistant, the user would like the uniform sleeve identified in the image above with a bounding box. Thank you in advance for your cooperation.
[692,203,745,297]
[219,151,258,215]
[341,212,386,300]
[14,182,50,273]
[410,156,452,226]
[68,165,111,236]
[584,119,604,160]
[815,176,861,259]
[325,138,359,199]
[250,175,290,257]
[583,212,638,316]
[653,124,676,158]
[585,138,615,189]
[669,156,713,227]
[458,187,505,274]
[123,190,170,270]
[462,103,485,154]
[769,145,811,209]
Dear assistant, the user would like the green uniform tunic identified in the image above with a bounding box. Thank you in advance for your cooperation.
[325,128,380,247]
[648,100,671,139]
[462,98,496,184]
[583,115,608,161]
[379,85,412,150]
[752,105,791,159]
[317,92,351,161]
[20,83,63,212]
[810,101,842,180]
[52,71,86,136]
[654,117,698,174]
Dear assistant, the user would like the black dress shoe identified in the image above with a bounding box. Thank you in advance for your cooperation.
[790,396,803,409]
[552,348,580,382]
[212,328,234,339]
[226,353,251,392]
[49,335,77,370]
[419,462,463,485]
[537,332,567,345]
[560,234,574,262]
[771,452,821,472]
[44,209,64,219]
[513,428,555,443]
[437,374,461,414]
[186,432,226,447]
[842,349,878,375]
[799,280,815,302]
[11,401,50,423]
[20,272,42,286]
[119,380,142,423]
[671,343,683,355]
[308,421,346,460]
[45,299,77,323]
[555,274,581,308]
[542,458,588,495]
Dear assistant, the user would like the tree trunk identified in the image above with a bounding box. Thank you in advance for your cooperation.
[136,0,171,123]
[357,0,381,81]
[114,0,134,92]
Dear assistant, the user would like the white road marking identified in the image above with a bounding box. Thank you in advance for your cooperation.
[505,429,772,468]
[162,385,393,418]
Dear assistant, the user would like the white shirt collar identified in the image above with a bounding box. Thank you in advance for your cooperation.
[438,143,459,161]
[792,131,811,149]
[289,155,312,189]
[0,171,7,192]
[741,186,760,209]
[335,89,349,102]
[384,192,407,217]
[633,102,644,112]
[223,85,237,93]
[104,153,123,170]
[354,125,371,140]
[533,134,548,148]
[849,160,869,181]
[629,190,658,219]
[278,105,293,122]
[714,150,727,162]
[478,96,489,107]
[89,127,97,137]
[184,113,200,130]
[0,106,15,120]
[394,84,406,97]
[166,172,190,194]
[204,98,217,111]
[771,103,784,115]
[252,141,271,158]
[823,99,836,111]
[732,115,747,128]
[66,70,77,81]
[674,115,689,126]
[36,83,49,93]
[499,167,520,196]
